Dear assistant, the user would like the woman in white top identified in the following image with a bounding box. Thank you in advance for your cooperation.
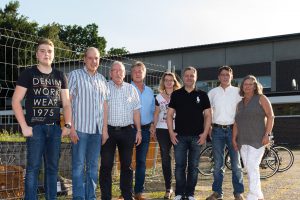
[151,72,181,199]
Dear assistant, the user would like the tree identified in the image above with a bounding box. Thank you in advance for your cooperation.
[107,47,130,56]
[58,23,107,56]
[0,1,38,34]
[0,1,39,95]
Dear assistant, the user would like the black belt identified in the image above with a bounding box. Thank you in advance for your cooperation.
[141,123,151,130]
[108,125,132,131]
[212,123,233,129]
[45,122,60,126]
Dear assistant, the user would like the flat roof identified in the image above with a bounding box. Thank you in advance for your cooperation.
[124,32,300,57]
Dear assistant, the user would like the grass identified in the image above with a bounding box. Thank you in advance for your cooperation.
[0,128,71,143]
[0,129,25,142]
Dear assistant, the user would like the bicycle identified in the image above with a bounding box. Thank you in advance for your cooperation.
[225,138,294,171]
[198,141,281,179]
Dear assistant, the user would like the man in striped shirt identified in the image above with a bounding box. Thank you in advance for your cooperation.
[68,47,109,200]
[99,61,142,200]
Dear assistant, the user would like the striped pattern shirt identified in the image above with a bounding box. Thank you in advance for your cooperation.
[107,80,141,127]
[68,67,109,134]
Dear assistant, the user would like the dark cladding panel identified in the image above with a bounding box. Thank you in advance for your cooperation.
[196,62,270,81]
[276,59,300,92]
[231,62,270,78]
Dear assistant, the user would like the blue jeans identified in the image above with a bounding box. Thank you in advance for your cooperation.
[72,131,101,200]
[134,128,150,194]
[174,135,202,197]
[25,124,62,200]
[211,127,244,195]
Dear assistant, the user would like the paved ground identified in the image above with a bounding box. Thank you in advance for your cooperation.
[142,148,300,200]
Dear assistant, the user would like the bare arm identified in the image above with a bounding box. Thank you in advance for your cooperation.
[102,100,109,145]
[12,86,33,137]
[232,122,239,151]
[167,107,178,145]
[68,95,79,144]
[260,95,275,145]
[150,105,160,139]
[198,108,212,145]
[133,109,142,145]
[61,89,72,137]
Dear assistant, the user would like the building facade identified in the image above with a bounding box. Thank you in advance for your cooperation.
[124,33,300,145]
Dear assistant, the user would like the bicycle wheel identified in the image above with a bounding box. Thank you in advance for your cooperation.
[198,146,214,176]
[273,146,294,172]
[260,148,280,179]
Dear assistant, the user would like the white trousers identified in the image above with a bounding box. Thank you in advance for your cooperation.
[240,145,265,200]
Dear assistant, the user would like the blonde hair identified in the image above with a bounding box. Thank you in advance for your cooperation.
[131,61,146,73]
[158,72,181,93]
[239,75,263,96]
[36,38,54,51]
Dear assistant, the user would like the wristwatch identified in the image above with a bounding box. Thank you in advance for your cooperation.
[64,123,72,129]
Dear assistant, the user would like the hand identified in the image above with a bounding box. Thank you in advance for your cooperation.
[197,133,207,145]
[150,126,156,141]
[21,125,33,137]
[232,139,239,151]
[62,127,70,137]
[169,131,178,145]
[69,129,79,144]
[135,131,142,146]
[102,128,109,145]
[262,134,270,146]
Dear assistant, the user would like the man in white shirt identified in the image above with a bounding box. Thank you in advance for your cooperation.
[206,66,245,200]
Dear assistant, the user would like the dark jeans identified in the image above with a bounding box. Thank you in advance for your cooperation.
[25,124,62,200]
[174,135,202,197]
[211,127,244,195]
[156,128,173,191]
[134,127,150,194]
[99,127,136,200]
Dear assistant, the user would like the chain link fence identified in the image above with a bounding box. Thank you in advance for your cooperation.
[0,28,169,199]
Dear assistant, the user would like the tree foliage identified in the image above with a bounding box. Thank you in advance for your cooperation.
[107,47,130,56]
[0,1,38,34]
[59,24,107,56]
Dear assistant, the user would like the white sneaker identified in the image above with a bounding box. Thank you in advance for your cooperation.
[173,195,182,200]
[188,196,196,200]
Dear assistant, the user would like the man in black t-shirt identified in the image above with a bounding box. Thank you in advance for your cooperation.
[12,38,72,200]
[167,66,212,200]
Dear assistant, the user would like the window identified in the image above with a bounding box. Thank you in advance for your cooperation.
[197,76,271,92]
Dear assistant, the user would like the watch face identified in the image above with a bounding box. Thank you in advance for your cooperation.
[65,124,71,129]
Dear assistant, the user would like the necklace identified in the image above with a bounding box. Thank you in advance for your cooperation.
[164,90,172,97]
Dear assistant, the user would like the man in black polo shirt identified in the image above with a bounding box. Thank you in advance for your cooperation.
[167,66,212,200]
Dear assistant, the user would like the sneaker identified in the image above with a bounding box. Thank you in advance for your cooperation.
[206,192,223,200]
[234,194,245,200]
[188,196,196,200]
[173,195,182,200]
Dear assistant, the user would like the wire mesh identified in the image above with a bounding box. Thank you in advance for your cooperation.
[0,27,169,199]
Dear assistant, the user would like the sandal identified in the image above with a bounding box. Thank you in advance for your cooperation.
[164,189,173,199]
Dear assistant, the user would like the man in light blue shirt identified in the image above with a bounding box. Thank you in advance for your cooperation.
[131,61,155,200]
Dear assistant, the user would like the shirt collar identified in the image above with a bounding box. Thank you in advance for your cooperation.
[109,80,124,88]
[131,81,145,90]
[83,66,99,76]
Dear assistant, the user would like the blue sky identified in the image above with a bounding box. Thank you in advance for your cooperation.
[1,0,300,53]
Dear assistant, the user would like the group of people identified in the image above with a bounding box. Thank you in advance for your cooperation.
[12,38,274,200]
